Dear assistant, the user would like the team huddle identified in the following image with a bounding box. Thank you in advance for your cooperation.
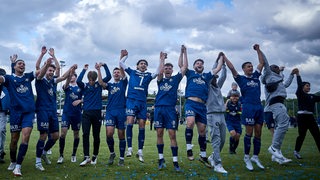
[0,44,320,177]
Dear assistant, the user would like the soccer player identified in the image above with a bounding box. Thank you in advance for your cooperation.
[98,50,128,166]
[224,44,265,171]
[57,65,83,164]
[206,53,227,173]
[77,63,111,166]
[120,51,159,163]
[0,68,10,163]
[0,54,41,176]
[260,53,297,164]
[35,54,75,171]
[184,49,223,168]
[225,90,242,155]
[294,70,320,159]
[155,45,188,171]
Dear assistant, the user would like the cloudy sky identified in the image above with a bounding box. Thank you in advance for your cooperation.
[0,0,319,99]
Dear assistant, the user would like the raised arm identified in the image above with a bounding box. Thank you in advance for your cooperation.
[217,64,227,88]
[179,45,188,76]
[48,48,61,77]
[212,52,224,75]
[157,52,166,81]
[283,68,298,88]
[101,63,111,83]
[56,64,76,83]
[119,50,128,78]
[10,54,18,74]
[37,58,52,80]
[36,46,47,71]
[96,63,107,89]
[253,44,265,72]
[63,64,77,89]
[223,54,238,77]
[119,50,128,70]
[76,64,88,89]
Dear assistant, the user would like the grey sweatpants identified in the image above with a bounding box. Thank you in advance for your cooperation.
[207,113,226,165]
[270,103,290,150]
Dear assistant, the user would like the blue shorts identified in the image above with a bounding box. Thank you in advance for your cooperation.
[10,110,34,132]
[264,111,275,129]
[61,112,82,131]
[241,103,264,126]
[105,108,126,130]
[184,99,207,125]
[126,98,147,120]
[154,106,178,130]
[226,120,242,134]
[36,110,59,133]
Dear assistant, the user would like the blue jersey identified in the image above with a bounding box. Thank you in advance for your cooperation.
[185,69,213,103]
[235,71,261,105]
[3,73,35,113]
[63,84,82,114]
[106,78,128,110]
[125,67,154,102]
[77,69,103,111]
[155,73,183,106]
[35,77,58,111]
[226,101,241,122]
[0,86,10,112]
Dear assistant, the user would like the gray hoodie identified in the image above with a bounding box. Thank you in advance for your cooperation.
[206,64,226,114]
[261,52,294,111]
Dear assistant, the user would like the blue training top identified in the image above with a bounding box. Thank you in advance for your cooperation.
[106,78,128,110]
[125,67,154,102]
[235,71,261,105]
[155,73,183,106]
[185,69,213,103]
[63,84,82,114]
[35,77,58,111]
[3,73,35,113]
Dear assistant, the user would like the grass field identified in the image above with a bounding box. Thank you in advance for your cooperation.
[0,123,320,180]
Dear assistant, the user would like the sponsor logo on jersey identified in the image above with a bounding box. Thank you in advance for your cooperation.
[160,83,172,91]
[16,84,29,93]
[193,77,205,85]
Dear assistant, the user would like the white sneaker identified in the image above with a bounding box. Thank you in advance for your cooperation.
[47,149,52,155]
[126,150,132,157]
[41,154,51,165]
[136,152,144,163]
[71,156,77,163]
[8,162,16,171]
[13,167,22,176]
[251,156,265,169]
[208,155,215,167]
[35,163,45,171]
[244,155,253,171]
[91,156,97,165]
[79,157,91,166]
[214,164,228,174]
[57,156,64,164]
[268,146,282,159]
[272,155,292,165]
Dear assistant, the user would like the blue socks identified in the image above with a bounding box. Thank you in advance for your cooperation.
[244,134,252,155]
[138,128,145,150]
[16,143,28,164]
[126,124,133,148]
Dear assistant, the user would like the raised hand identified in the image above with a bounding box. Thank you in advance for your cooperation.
[41,46,47,55]
[48,48,55,57]
[120,49,128,59]
[253,44,260,51]
[84,64,89,70]
[10,54,18,63]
